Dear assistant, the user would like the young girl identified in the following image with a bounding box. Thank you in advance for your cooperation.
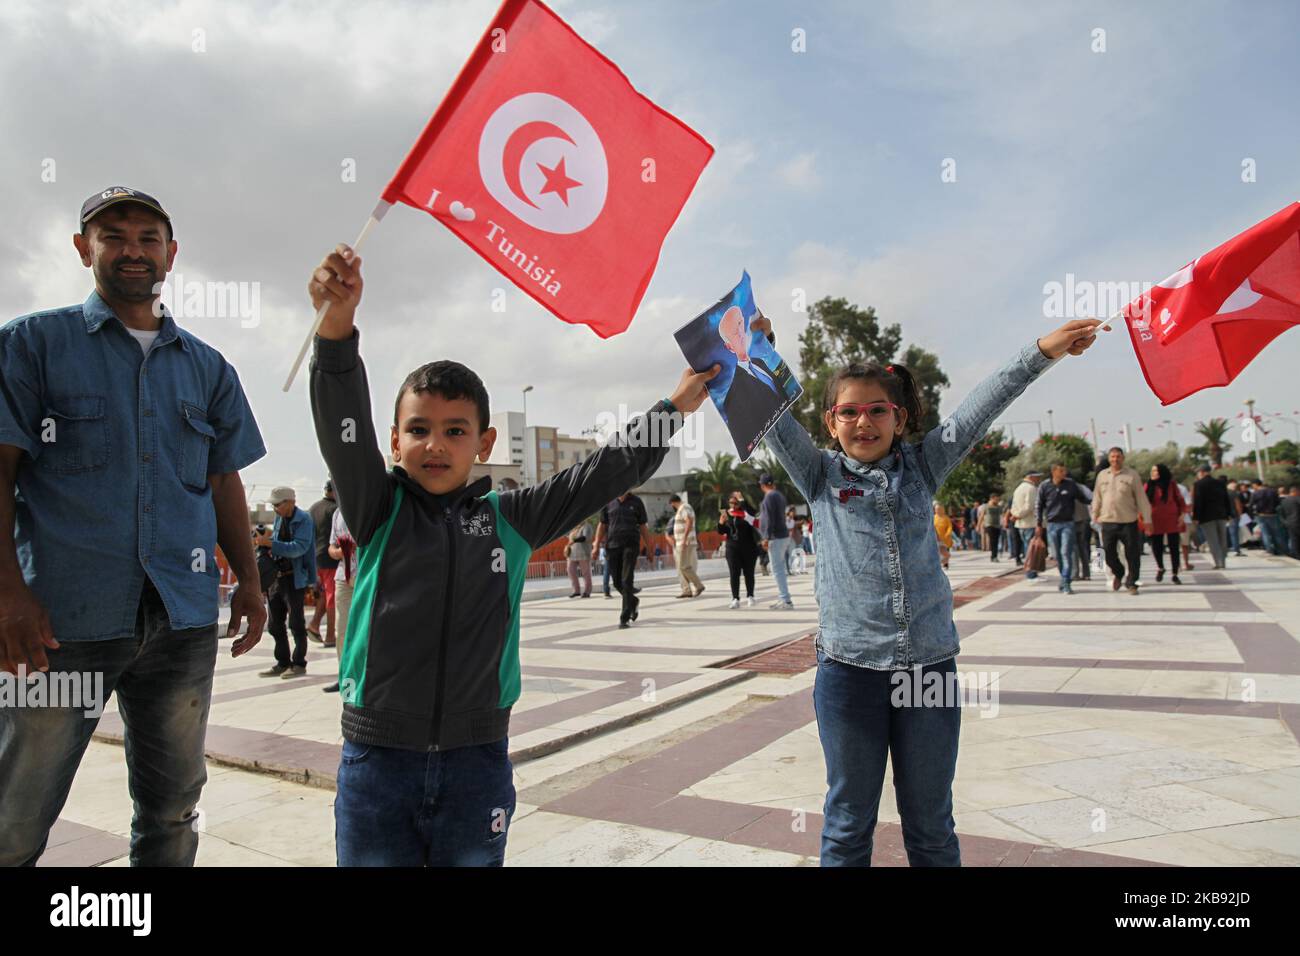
[758,313,1100,866]
[933,503,953,569]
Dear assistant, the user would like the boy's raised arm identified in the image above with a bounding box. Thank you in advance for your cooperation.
[496,366,718,549]
[307,244,394,546]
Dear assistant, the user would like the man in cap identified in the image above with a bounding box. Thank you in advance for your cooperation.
[0,186,266,865]
[759,474,793,608]
[253,487,316,678]
[307,478,339,645]
[1010,471,1044,579]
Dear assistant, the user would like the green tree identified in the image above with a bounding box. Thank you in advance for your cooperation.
[1266,439,1300,464]
[1000,432,1095,495]
[936,428,1021,509]
[746,450,803,507]
[793,297,949,439]
[687,451,741,527]
[1193,418,1233,467]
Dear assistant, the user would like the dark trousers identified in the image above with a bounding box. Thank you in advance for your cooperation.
[1007,526,1023,564]
[1074,521,1092,577]
[1101,522,1142,587]
[1149,532,1181,573]
[726,546,758,599]
[268,580,308,668]
[987,530,1000,560]
[605,544,639,624]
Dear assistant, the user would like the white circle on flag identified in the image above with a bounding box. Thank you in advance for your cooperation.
[478,92,608,235]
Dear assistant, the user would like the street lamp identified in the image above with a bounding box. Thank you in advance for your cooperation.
[522,385,534,485]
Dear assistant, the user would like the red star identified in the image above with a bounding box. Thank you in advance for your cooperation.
[536,156,582,206]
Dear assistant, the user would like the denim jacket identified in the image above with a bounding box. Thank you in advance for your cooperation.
[763,341,1055,669]
[271,506,317,591]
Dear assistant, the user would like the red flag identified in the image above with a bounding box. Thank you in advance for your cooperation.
[1122,202,1300,404]
[382,0,712,337]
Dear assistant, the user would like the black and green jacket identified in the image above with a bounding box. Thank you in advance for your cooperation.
[309,331,678,752]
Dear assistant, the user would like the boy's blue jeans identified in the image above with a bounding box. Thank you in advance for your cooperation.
[768,538,791,601]
[1046,521,1076,589]
[335,737,516,866]
[813,650,961,867]
[0,582,217,867]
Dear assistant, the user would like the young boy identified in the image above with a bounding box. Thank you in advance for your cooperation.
[307,244,717,865]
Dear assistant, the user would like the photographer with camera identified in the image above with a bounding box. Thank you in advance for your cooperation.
[253,487,316,678]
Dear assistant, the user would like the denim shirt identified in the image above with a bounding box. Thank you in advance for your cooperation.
[763,341,1055,669]
[271,507,317,591]
[0,291,265,640]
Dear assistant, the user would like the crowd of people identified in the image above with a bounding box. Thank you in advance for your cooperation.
[941,450,1300,596]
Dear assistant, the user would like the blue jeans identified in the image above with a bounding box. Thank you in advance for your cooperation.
[1227,517,1241,553]
[768,537,791,601]
[1259,515,1286,556]
[1046,521,1076,589]
[0,581,217,866]
[813,650,961,867]
[335,737,516,866]
[1019,527,1038,577]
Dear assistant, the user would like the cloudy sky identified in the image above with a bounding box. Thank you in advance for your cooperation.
[4,0,1298,501]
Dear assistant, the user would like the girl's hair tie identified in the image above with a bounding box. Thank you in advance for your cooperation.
[886,364,895,373]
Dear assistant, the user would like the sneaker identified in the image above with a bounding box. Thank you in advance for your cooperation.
[631,608,639,622]
[729,598,740,609]
[281,665,307,679]
[323,682,340,693]
[694,585,706,597]
[618,621,630,629]
[604,592,612,599]
[1171,574,1182,585]
[1126,584,1140,595]
[1112,575,1122,592]
[581,593,591,598]
[1156,569,1165,582]
[1063,585,1074,594]
[1025,574,1040,583]
[569,592,581,599]
[259,664,289,678]
[676,593,693,599]
[771,600,795,610]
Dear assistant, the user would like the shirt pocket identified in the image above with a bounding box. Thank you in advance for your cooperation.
[900,480,932,518]
[36,395,109,474]
[179,401,216,491]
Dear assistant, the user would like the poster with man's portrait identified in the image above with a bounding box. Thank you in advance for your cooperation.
[673,272,802,461]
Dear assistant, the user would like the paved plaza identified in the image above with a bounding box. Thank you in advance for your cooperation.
[42,549,1300,867]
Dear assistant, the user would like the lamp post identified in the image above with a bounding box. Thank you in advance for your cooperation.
[522,385,534,485]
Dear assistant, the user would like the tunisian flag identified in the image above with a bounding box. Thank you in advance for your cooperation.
[382,0,713,337]
[1122,202,1300,404]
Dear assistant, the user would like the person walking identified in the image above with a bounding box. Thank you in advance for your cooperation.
[1036,462,1090,593]
[719,491,761,608]
[981,493,1004,561]
[307,478,339,646]
[1191,464,1232,570]
[1226,480,1245,555]
[1011,471,1043,579]
[1250,479,1286,556]
[255,487,317,677]
[668,495,705,598]
[323,506,356,694]
[787,506,807,574]
[933,503,953,570]
[759,474,794,609]
[1093,447,1151,594]
[1279,486,1300,560]
[566,520,593,598]
[1144,464,1186,584]
[1072,482,1094,580]
[592,492,654,629]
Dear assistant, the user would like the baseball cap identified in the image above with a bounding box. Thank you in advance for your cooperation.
[80,186,172,236]
[269,486,297,505]
[760,473,775,484]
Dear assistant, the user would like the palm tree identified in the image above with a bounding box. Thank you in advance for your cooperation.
[747,451,802,505]
[1193,418,1233,467]
[689,451,738,521]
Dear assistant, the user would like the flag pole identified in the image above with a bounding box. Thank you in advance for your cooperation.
[282,200,392,392]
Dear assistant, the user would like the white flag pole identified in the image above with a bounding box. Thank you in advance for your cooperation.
[282,200,392,392]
